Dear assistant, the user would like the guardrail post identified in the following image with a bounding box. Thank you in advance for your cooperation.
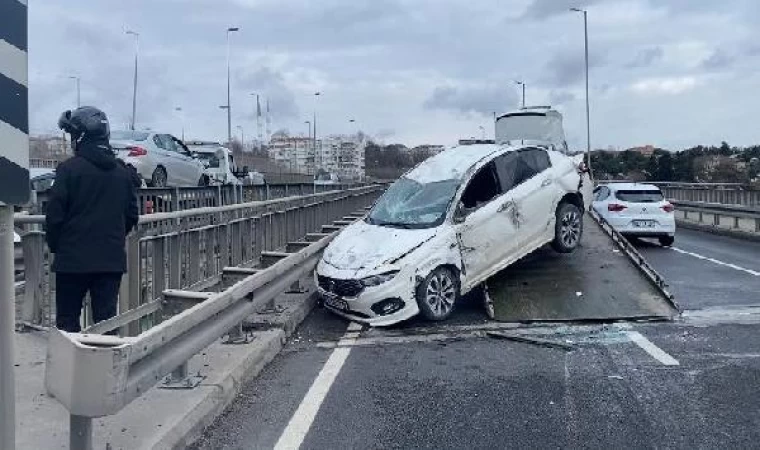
[70,415,93,450]
[119,233,141,336]
[20,231,45,325]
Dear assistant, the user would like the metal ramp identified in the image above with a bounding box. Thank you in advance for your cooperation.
[488,213,679,322]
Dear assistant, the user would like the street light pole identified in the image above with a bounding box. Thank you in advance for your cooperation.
[571,7,593,179]
[69,76,81,108]
[126,30,139,130]
[237,125,244,149]
[226,27,240,146]
[175,107,184,141]
[313,92,321,169]
[515,80,525,108]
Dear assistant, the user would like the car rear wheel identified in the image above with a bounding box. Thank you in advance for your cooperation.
[659,235,675,247]
[552,202,583,253]
[416,267,459,321]
[150,167,167,188]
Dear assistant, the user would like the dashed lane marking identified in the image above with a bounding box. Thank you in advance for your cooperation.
[671,247,760,277]
[627,331,680,366]
[274,322,363,450]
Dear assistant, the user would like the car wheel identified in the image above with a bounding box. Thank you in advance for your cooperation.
[150,167,167,188]
[552,202,583,253]
[416,267,459,321]
[659,235,675,247]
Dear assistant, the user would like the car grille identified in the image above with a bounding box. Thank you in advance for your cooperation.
[317,275,364,297]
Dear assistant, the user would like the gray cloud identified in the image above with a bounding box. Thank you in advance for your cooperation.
[424,83,519,116]
[522,0,598,20]
[701,49,735,70]
[625,47,663,68]
[542,50,606,87]
[235,67,299,120]
[549,90,576,105]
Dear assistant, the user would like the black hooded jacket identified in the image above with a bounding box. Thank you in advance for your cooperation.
[46,138,139,273]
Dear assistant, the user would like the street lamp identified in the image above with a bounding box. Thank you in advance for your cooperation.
[237,125,244,149]
[570,7,593,179]
[313,92,321,168]
[175,107,185,141]
[225,27,240,145]
[126,30,139,130]
[514,80,526,108]
[68,76,81,108]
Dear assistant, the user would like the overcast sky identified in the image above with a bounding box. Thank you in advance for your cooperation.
[28,0,760,150]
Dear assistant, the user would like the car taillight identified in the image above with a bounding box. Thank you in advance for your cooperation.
[662,203,675,213]
[127,146,147,157]
[608,203,627,212]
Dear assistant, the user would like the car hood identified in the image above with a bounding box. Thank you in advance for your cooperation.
[322,221,437,273]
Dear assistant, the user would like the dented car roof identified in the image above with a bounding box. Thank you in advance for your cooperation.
[406,144,508,183]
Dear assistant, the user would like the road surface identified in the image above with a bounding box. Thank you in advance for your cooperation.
[192,228,760,450]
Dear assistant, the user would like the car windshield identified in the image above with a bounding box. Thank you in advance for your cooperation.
[191,151,221,168]
[111,130,150,141]
[366,177,460,229]
[615,190,664,203]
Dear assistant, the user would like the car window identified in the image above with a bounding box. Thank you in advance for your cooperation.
[460,162,502,210]
[494,152,520,192]
[162,135,180,153]
[519,148,551,173]
[595,186,610,201]
[153,135,166,150]
[615,189,664,203]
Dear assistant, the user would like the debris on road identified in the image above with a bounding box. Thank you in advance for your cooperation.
[486,331,576,351]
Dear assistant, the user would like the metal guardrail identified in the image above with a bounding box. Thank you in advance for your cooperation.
[43,192,377,449]
[598,181,760,207]
[13,186,383,330]
[672,201,760,239]
[29,182,362,215]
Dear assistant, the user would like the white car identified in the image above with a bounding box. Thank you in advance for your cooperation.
[186,142,265,186]
[592,183,675,246]
[315,143,592,326]
[111,130,206,187]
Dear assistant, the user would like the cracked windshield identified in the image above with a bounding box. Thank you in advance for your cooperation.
[2,0,760,449]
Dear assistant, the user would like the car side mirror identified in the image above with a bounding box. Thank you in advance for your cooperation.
[453,203,468,224]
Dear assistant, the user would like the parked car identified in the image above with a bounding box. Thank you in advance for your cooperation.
[111,130,206,187]
[186,142,265,186]
[315,142,592,326]
[592,183,675,246]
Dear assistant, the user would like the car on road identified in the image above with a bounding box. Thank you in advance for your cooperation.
[315,142,592,326]
[186,142,265,186]
[592,183,676,246]
[111,130,206,187]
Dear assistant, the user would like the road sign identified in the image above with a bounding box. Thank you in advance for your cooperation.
[0,0,30,206]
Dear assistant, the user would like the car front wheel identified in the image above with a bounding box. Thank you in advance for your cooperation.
[552,202,583,253]
[416,267,459,321]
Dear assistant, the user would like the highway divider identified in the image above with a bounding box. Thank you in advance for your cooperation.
[672,201,760,241]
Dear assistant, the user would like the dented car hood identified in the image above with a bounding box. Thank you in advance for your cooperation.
[322,221,437,274]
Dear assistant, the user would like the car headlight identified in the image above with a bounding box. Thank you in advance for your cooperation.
[360,271,399,287]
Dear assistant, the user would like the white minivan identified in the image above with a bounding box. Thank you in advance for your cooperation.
[315,142,592,326]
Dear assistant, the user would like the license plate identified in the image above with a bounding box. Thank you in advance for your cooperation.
[633,220,656,228]
[323,293,348,311]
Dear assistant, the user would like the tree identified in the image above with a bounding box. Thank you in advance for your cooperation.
[654,152,674,181]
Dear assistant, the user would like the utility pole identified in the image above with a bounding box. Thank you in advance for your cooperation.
[313,92,320,169]
[226,27,240,146]
[126,30,139,130]
[571,7,593,179]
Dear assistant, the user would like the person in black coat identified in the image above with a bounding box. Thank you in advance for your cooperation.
[46,106,139,333]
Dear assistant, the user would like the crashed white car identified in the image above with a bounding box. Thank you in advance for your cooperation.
[316,141,592,326]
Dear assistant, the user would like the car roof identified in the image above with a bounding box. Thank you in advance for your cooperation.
[601,182,661,191]
[406,143,522,183]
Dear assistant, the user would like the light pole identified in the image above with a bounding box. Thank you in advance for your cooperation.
[571,7,593,179]
[237,125,244,149]
[226,27,240,146]
[313,92,321,168]
[69,76,81,108]
[126,30,139,130]
[250,92,261,147]
[515,80,526,108]
[175,107,184,141]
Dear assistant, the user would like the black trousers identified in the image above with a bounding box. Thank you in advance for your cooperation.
[55,273,122,333]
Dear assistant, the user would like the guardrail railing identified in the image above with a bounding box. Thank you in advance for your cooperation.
[672,201,760,239]
[13,185,383,330]
[597,181,760,207]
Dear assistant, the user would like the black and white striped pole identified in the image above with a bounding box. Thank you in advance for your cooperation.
[0,1,29,448]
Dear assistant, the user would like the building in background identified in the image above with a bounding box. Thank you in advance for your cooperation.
[29,135,70,169]
[268,134,366,180]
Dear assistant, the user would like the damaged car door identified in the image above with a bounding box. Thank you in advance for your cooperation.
[456,161,517,286]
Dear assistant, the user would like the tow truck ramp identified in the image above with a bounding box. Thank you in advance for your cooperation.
[487,211,680,322]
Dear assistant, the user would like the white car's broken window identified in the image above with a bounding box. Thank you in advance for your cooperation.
[366,177,459,229]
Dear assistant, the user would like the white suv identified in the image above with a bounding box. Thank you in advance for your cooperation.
[592,183,676,246]
[315,143,592,326]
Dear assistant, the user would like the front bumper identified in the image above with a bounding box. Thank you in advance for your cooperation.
[314,267,419,327]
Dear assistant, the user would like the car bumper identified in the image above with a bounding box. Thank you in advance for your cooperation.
[314,265,420,327]
[121,156,155,181]
[606,216,676,236]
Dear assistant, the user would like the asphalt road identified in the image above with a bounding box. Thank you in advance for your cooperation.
[192,228,760,450]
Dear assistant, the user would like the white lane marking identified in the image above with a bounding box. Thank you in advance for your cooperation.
[671,247,760,277]
[274,322,363,450]
[627,331,680,366]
